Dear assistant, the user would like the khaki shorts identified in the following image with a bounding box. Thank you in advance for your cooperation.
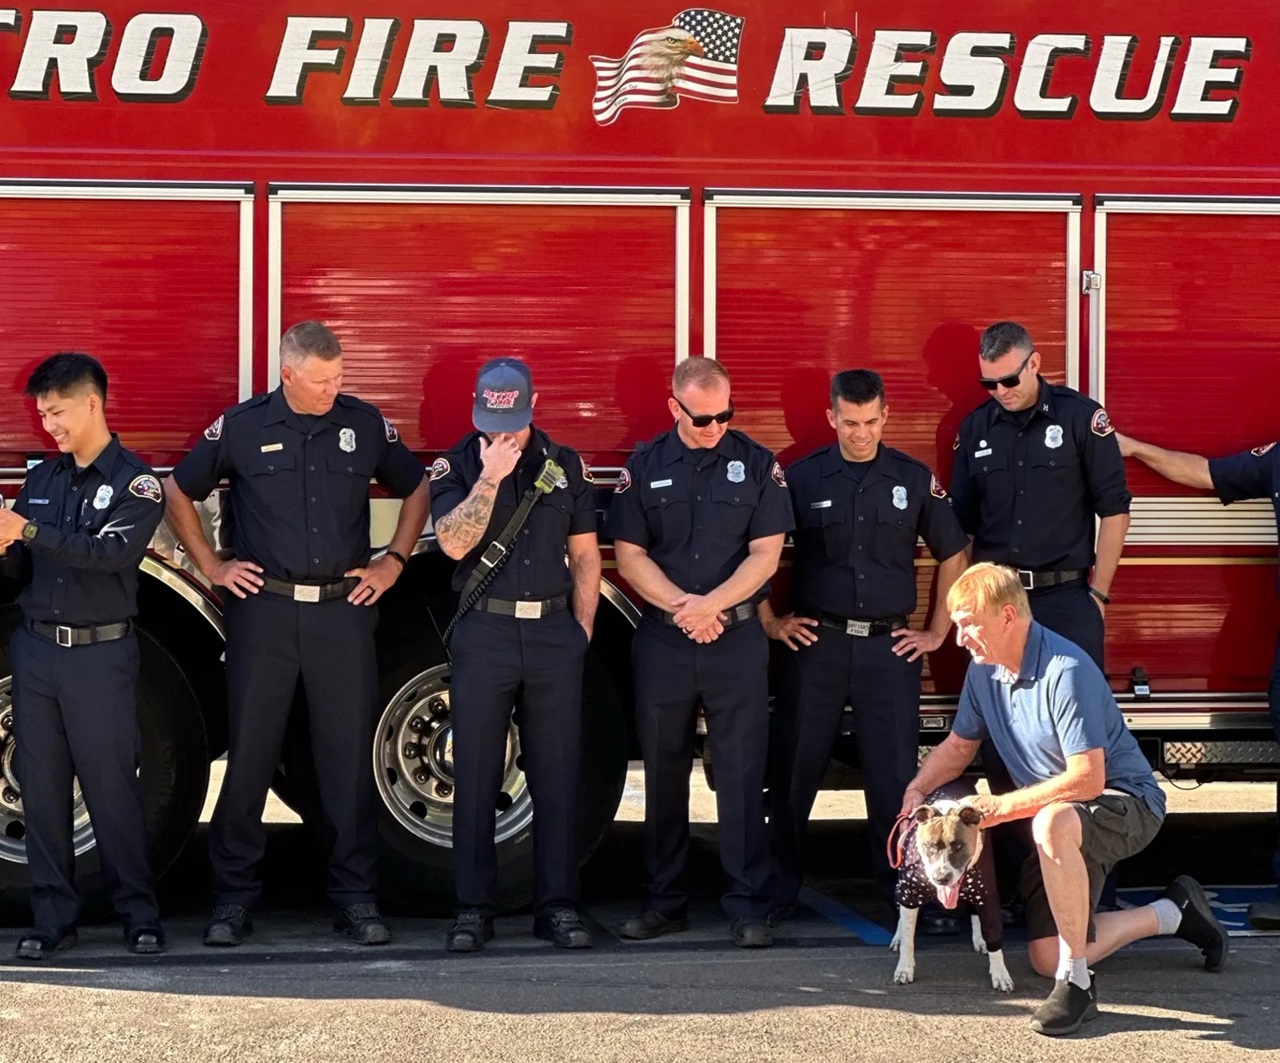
[1022,792,1164,943]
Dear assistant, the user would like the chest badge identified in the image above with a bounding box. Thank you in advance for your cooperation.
[727,460,745,484]
[892,485,908,510]
[1045,425,1064,449]
[93,485,114,510]
[339,428,357,453]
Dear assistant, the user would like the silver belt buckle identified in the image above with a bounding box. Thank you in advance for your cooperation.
[294,584,321,603]
[1017,569,1035,591]
[514,600,543,619]
[846,620,871,637]
[55,625,73,648]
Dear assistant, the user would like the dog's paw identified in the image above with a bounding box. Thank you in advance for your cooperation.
[889,932,902,953]
[990,969,1015,993]
[972,936,987,955]
[893,963,916,985]
[970,915,987,954]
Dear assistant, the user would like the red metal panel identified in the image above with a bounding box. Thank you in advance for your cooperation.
[0,199,241,466]
[1103,212,1280,495]
[712,207,1069,473]
[280,202,677,459]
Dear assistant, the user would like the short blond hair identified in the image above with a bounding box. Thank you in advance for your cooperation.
[673,356,730,394]
[946,562,1032,619]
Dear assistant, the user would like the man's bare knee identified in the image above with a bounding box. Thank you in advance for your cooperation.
[1031,803,1082,857]
[1027,936,1058,978]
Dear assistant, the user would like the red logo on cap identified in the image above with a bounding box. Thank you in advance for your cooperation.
[483,389,519,410]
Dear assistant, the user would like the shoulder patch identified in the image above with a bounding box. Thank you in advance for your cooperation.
[1090,408,1115,437]
[615,467,632,494]
[128,474,163,503]
[952,432,960,451]
[1251,442,1277,457]
[771,461,787,488]
[429,457,451,482]
[204,415,224,442]
[383,417,399,443]
[580,456,595,483]
[930,474,947,499]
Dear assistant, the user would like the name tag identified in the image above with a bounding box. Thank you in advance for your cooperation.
[649,479,673,489]
[809,500,832,509]
[27,498,49,505]
[261,443,285,453]
[974,448,993,458]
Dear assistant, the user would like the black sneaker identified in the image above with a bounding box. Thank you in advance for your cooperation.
[15,926,78,962]
[1029,976,1099,1037]
[619,910,689,941]
[334,903,391,946]
[446,911,495,953]
[203,905,253,947]
[1247,895,1280,931]
[1163,875,1229,972]
[730,916,773,948]
[533,908,593,949]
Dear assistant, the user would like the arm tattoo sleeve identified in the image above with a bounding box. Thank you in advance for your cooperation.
[435,476,500,556]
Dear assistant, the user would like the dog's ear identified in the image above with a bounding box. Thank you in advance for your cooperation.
[913,805,937,823]
[958,805,983,826]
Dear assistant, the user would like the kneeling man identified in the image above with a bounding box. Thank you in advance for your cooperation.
[902,562,1227,1037]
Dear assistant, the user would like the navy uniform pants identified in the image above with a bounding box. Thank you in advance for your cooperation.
[1270,636,1280,889]
[10,623,157,929]
[633,616,771,921]
[209,591,379,908]
[449,607,586,917]
[771,628,923,905]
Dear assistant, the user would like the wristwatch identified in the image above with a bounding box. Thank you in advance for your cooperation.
[21,520,38,542]
[1088,585,1110,605]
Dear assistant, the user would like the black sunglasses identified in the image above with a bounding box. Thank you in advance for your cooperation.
[675,396,735,428]
[979,350,1034,391]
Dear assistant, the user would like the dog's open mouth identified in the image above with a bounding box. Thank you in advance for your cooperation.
[934,879,963,910]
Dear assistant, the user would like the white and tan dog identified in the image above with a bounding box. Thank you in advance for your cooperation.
[889,783,1014,992]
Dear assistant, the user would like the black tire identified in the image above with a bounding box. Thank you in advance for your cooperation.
[0,611,209,924]
[278,621,629,916]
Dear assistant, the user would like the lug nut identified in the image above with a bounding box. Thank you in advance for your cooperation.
[435,783,453,798]
[402,743,419,758]
[408,716,426,734]
[0,714,12,731]
[2,789,17,805]
[413,769,429,785]
[427,697,447,716]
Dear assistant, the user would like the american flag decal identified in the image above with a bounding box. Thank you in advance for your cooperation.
[589,9,745,127]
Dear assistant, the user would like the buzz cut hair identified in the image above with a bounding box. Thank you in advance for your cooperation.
[24,352,108,404]
[946,562,1032,620]
[830,369,885,409]
[979,321,1034,363]
[672,356,730,394]
[280,320,342,364]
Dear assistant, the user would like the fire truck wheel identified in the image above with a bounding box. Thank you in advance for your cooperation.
[0,614,209,922]
[277,632,628,915]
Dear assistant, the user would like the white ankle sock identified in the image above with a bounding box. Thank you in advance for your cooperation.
[1056,943,1091,990]
[1151,897,1183,935]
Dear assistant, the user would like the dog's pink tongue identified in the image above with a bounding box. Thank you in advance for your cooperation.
[937,881,963,910]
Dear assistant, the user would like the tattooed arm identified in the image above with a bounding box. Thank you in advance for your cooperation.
[434,434,521,560]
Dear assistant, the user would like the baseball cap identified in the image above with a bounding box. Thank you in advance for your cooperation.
[472,358,534,433]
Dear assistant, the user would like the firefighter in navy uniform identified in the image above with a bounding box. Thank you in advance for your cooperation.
[950,320,1132,927]
[611,357,793,949]
[431,358,601,952]
[762,370,969,914]
[164,321,430,947]
[1116,430,1280,932]
[0,354,166,959]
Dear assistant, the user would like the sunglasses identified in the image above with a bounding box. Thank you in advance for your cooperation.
[675,396,735,428]
[978,350,1034,391]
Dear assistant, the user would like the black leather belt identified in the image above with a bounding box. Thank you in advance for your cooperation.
[30,619,130,648]
[476,594,570,619]
[1017,568,1088,591]
[645,601,759,629]
[259,576,359,603]
[815,613,907,637]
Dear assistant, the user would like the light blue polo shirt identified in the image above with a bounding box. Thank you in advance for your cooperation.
[952,622,1166,817]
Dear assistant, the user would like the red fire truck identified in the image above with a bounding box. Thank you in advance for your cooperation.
[0,0,1276,917]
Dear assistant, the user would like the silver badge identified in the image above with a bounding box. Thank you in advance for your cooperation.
[339,427,356,453]
[93,485,113,510]
[1045,425,1064,449]
[892,485,908,510]
[727,460,745,484]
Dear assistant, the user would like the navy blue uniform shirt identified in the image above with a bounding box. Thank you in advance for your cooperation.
[428,427,596,599]
[172,388,424,582]
[1209,441,1280,591]
[4,435,164,624]
[949,378,1131,571]
[787,443,968,619]
[609,427,794,599]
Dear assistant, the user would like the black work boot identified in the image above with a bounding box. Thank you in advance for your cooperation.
[619,910,689,941]
[730,916,773,948]
[125,922,166,955]
[334,902,391,945]
[203,905,253,947]
[533,908,593,949]
[1029,975,1099,1036]
[1163,875,1229,972]
[1247,893,1280,931]
[446,910,495,953]
[15,926,78,962]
